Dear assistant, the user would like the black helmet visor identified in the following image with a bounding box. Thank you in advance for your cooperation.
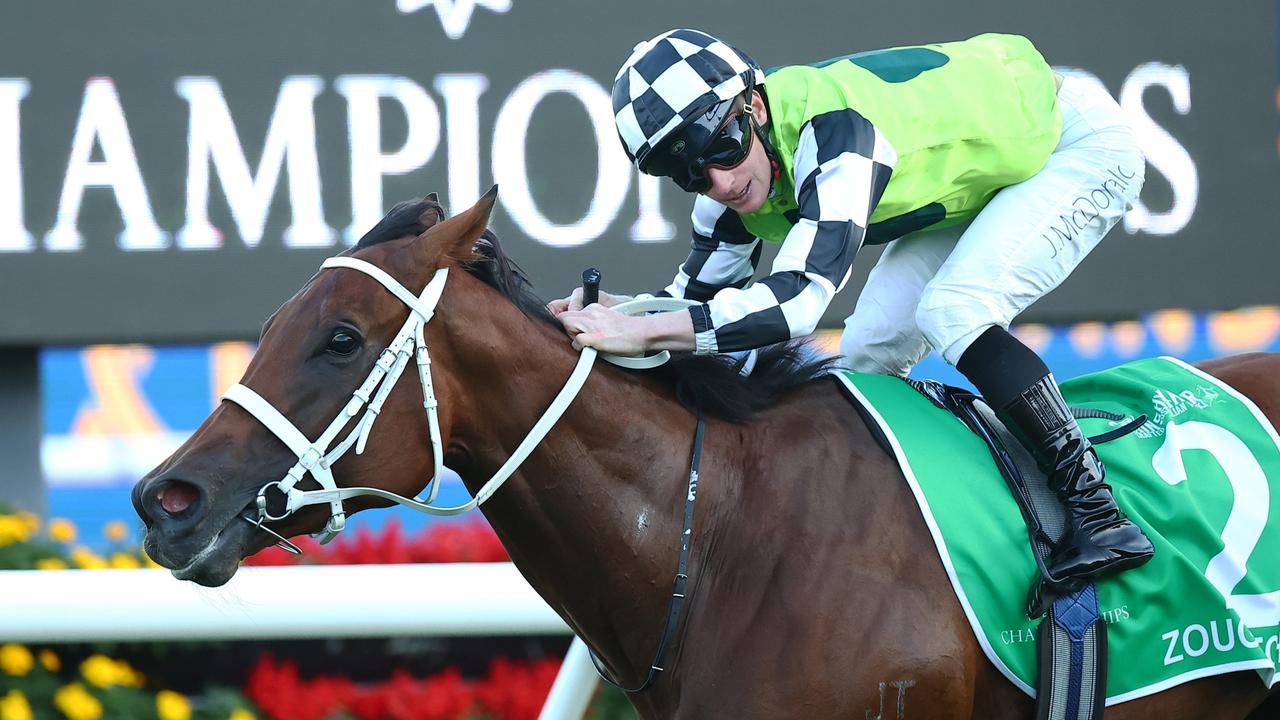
[639,92,753,193]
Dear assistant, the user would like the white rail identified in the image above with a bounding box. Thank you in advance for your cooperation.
[0,564,602,719]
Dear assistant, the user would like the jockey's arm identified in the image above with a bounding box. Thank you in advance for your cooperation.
[553,196,755,353]
[678,111,895,355]
[546,198,759,317]
[657,196,763,303]
[560,111,895,356]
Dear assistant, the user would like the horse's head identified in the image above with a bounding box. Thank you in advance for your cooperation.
[133,188,510,586]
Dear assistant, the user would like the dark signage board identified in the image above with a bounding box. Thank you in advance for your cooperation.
[0,0,1275,344]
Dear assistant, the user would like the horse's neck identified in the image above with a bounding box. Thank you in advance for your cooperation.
[446,314,706,683]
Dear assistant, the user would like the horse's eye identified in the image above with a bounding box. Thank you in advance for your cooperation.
[327,330,361,356]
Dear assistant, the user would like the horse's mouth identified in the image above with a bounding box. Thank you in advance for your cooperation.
[166,513,258,587]
[151,500,326,587]
[141,478,332,587]
[143,494,290,587]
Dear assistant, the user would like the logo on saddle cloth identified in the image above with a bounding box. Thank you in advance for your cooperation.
[836,357,1280,702]
[1130,385,1222,439]
[1153,385,1220,417]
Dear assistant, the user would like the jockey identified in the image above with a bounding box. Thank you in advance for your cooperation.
[550,30,1153,587]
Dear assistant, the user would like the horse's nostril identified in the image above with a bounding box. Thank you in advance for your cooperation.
[159,480,201,515]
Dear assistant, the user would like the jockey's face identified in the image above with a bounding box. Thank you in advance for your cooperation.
[704,90,770,214]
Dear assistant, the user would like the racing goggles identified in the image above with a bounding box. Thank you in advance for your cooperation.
[641,93,755,193]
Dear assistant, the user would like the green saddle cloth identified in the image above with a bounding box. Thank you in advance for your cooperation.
[836,356,1280,704]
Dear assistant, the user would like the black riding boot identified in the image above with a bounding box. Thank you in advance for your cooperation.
[957,327,1154,588]
[997,375,1154,585]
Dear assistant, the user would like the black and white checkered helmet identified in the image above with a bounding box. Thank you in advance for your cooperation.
[612,29,764,170]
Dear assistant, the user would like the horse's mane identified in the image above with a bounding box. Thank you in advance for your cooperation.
[357,196,837,423]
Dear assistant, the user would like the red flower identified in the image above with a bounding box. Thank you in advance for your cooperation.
[245,654,355,720]
[475,657,561,720]
[243,654,561,720]
[244,519,508,567]
[244,535,323,566]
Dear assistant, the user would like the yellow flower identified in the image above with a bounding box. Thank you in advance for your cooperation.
[79,655,143,689]
[79,656,117,689]
[39,649,61,672]
[123,664,144,688]
[47,518,77,544]
[102,521,129,543]
[155,690,191,720]
[109,553,141,570]
[0,645,33,677]
[0,692,31,720]
[0,690,33,720]
[228,709,256,720]
[70,547,107,570]
[18,512,39,534]
[35,558,68,571]
[53,683,102,720]
[0,517,29,547]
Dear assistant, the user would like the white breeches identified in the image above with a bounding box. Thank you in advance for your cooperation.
[839,71,1146,376]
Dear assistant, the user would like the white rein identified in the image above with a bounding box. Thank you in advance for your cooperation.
[221,256,694,550]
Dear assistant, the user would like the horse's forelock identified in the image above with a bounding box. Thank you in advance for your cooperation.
[354,195,447,249]
[351,194,533,311]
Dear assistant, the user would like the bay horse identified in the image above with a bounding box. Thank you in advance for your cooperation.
[133,189,1280,719]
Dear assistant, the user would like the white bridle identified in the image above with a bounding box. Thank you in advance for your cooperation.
[222,255,692,550]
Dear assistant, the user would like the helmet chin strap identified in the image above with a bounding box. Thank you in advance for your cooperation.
[745,89,783,199]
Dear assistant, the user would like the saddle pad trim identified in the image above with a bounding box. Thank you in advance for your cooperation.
[834,372,1036,697]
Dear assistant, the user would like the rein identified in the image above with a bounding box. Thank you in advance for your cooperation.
[223,254,708,691]
[589,412,705,693]
[221,255,696,541]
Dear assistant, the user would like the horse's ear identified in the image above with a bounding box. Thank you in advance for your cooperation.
[420,185,498,263]
[417,192,445,229]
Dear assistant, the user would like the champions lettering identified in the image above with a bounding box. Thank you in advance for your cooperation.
[1161,617,1280,667]
[0,63,1191,255]
[999,605,1130,646]
[0,72,675,254]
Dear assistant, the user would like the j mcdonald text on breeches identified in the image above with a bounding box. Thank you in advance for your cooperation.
[1040,163,1139,257]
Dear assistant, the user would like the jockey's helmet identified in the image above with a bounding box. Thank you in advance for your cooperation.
[612,29,765,192]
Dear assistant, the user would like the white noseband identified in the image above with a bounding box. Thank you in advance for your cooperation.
[223,255,695,549]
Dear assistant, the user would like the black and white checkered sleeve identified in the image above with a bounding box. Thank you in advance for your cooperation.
[658,195,762,302]
[687,109,896,354]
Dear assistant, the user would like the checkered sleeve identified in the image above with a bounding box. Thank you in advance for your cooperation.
[657,195,762,302]
[688,109,896,354]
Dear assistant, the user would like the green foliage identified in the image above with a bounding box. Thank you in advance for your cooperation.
[0,535,66,570]
[589,685,639,720]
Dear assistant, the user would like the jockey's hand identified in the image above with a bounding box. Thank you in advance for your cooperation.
[546,288,632,317]
[558,304,651,355]
[558,305,696,354]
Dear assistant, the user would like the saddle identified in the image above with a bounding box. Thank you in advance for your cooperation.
[847,376,1144,720]
[902,380,1146,609]
[837,358,1280,709]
